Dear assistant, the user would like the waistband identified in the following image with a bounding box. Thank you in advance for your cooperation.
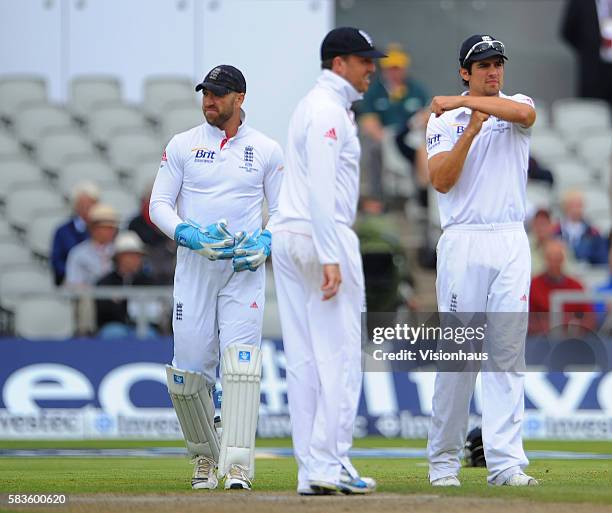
[270,219,353,236]
[444,222,525,232]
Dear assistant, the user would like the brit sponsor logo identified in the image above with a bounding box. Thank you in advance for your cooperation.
[427,133,441,150]
[457,125,465,134]
[193,147,216,163]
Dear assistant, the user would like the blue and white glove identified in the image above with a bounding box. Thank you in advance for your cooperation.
[174,219,236,260]
[232,229,272,272]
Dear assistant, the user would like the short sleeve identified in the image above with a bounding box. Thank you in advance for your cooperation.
[425,113,454,159]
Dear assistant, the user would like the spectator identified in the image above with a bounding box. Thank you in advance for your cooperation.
[50,181,99,285]
[357,44,430,200]
[95,230,159,338]
[64,204,118,286]
[529,239,594,333]
[595,244,612,331]
[527,156,554,187]
[529,209,555,276]
[127,182,176,284]
[553,189,608,265]
[561,0,612,106]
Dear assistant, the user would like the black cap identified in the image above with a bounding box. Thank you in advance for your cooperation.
[321,27,387,61]
[195,65,246,96]
[459,34,507,67]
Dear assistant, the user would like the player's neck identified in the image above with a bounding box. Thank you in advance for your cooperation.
[220,117,241,139]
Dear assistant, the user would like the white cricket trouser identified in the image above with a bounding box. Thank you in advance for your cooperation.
[428,222,531,485]
[172,246,265,385]
[272,226,364,488]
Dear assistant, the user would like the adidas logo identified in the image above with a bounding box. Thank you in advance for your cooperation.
[250,301,258,309]
[520,294,527,302]
[324,128,337,140]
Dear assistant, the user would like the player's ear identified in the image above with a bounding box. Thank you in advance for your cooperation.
[459,66,471,83]
[234,92,245,107]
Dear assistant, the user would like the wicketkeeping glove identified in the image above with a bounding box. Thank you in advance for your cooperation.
[174,219,236,260]
[232,229,272,272]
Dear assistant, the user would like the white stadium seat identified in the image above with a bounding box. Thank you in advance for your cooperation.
[143,76,197,119]
[531,98,550,134]
[70,76,122,119]
[88,103,150,144]
[530,133,571,167]
[99,186,138,221]
[160,101,203,143]
[580,187,610,224]
[0,158,44,198]
[27,212,72,258]
[526,182,553,210]
[552,98,612,140]
[15,297,75,340]
[0,132,25,159]
[14,102,75,146]
[0,76,47,120]
[5,186,66,228]
[0,241,34,268]
[106,129,162,171]
[574,132,612,171]
[56,157,119,196]
[550,160,595,193]
[131,159,161,194]
[37,128,98,172]
[0,264,54,309]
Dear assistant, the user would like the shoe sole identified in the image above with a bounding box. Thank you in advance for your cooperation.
[227,483,251,490]
[309,482,338,494]
[338,485,372,495]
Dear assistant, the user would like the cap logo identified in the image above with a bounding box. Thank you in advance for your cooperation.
[358,29,374,47]
[209,67,221,79]
[482,35,493,42]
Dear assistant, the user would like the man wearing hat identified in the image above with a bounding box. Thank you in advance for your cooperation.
[149,65,283,490]
[425,35,538,487]
[64,203,119,286]
[95,230,157,337]
[269,27,385,495]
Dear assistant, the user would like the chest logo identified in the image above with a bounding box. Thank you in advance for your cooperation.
[239,145,258,173]
[192,147,216,163]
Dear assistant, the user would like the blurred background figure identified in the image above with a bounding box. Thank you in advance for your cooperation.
[561,0,612,106]
[51,181,100,285]
[127,182,176,285]
[95,230,160,338]
[357,43,430,203]
[553,190,609,265]
[64,203,119,287]
[529,239,594,333]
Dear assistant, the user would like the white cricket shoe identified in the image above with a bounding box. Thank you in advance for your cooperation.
[191,456,218,489]
[308,480,339,494]
[339,467,376,494]
[224,464,252,490]
[502,473,539,486]
[431,475,461,487]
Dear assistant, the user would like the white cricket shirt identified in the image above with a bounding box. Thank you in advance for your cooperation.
[149,109,284,238]
[270,70,363,264]
[426,92,534,229]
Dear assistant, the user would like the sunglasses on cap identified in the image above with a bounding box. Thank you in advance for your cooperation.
[462,40,505,67]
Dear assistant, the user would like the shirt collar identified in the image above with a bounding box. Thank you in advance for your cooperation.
[73,216,87,233]
[317,70,363,107]
[206,108,247,140]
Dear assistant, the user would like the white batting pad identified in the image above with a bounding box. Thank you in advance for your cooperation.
[217,344,262,478]
[166,365,220,460]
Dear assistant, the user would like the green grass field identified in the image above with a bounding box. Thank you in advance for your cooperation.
[0,438,610,505]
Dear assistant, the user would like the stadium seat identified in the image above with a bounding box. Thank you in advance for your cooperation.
[160,101,203,143]
[526,182,553,210]
[531,98,550,134]
[56,157,120,196]
[550,160,595,193]
[14,297,75,340]
[70,76,122,120]
[575,132,612,171]
[37,128,98,172]
[0,264,54,310]
[0,132,25,159]
[552,98,612,140]
[5,186,66,228]
[88,103,151,145]
[530,133,571,167]
[0,75,47,121]
[581,188,610,226]
[106,129,162,171]
[0,219,16,241]
[99,186,138,221]
[0,241,34,268]
[131,159,161,194]
[14,102,75,146]
[27,211,73,258]
[143,76,197,120]
[0,158,44,199]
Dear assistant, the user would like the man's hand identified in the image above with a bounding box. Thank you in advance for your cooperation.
[174,219,236,260]
[430,96,466,117]
[467,110,490,133]
[232,229,272,272]
[321,263,342,301]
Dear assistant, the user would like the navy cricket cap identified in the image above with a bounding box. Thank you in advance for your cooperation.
[459,34,507,67]
[321,27,387,60]
[195,65,246,96]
